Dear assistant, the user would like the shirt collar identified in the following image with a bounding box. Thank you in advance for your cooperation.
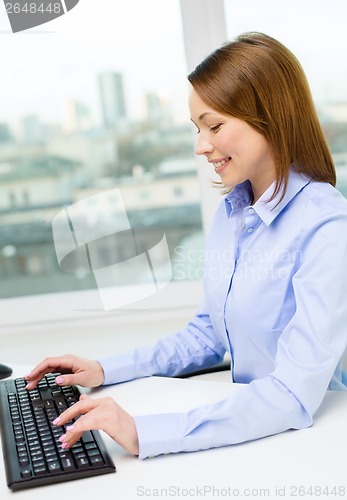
[224,180,253,217]
[224,170,310,225]
[253,169,311,226]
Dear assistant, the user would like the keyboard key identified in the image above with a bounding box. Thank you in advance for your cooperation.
[75,457,89,468]
[85,442,98,450]
[39,430,51,438]
[29,445,41,452]
[62,457,75,471]
[48,461,61,472]
[31,450,43,457]
[43,444,55,452]
[58,450,72,460]
[34,466,47,476]
[41,436,54,445]
[81,431,94,443]
[72,446,83,455]
[28,438,40,447]
[33,460,45,468]
[90,455,104,465]
[87,448,100,457]
[20,469,32,479]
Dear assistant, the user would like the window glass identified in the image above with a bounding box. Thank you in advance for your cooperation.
[224,0,347,197]
[0,0,203,299]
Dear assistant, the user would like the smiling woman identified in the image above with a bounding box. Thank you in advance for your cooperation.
[24,31,347,461]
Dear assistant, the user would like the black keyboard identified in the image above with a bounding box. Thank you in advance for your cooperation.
[0,374,116,490]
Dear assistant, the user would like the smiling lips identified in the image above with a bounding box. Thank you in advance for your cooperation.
[211,157,231,174]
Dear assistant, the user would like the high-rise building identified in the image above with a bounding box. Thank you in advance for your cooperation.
[143,91,162,121]
[0,123,12,143]
[19,115,43,144]
[63,99,92,134]
[98,72,127,128]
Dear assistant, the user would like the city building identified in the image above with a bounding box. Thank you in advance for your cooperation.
[98,72,127,128]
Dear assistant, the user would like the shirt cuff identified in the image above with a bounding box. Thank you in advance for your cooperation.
[97,353,138,385]
[134,413,184,459]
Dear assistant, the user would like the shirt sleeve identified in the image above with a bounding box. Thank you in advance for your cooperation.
[97,296,226,385]
[134,213,347,459]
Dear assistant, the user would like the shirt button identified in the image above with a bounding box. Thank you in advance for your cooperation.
[248,208,255,214]
[218,312,223,318]
[247,227,254,233]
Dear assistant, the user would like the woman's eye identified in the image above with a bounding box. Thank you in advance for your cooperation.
[210,124,221,132]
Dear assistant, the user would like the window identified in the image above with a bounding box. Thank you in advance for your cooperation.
[0,0,206,301]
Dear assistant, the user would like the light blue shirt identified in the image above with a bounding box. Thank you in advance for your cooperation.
[99,169,347,459]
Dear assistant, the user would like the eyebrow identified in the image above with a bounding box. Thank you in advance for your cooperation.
[198,112,218,121]
[190,111,219,125]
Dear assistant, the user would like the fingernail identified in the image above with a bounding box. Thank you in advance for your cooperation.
[56,376,64,385]
[61,443,69,449]
[59,434,66,442]
[66,425,74,432]
[25,383,31,390]
[53,417,61,425]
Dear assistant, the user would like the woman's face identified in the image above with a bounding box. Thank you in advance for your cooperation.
[189,89,276,203]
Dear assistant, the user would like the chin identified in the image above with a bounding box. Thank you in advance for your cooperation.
[219,175,240,188]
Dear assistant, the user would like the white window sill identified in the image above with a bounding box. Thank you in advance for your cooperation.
[0,280,203,335]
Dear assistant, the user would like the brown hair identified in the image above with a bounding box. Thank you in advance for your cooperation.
[188,32,336,201]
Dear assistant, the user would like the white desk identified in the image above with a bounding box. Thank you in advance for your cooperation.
[1,365,346,499]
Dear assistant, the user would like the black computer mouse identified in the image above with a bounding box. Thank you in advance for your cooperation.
[0,364,13,380]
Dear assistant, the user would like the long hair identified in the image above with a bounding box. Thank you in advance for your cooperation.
[188,32,336,201]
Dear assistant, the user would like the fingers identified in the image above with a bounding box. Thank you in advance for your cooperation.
[53,398,96,427]
[24,355,79,390]
[24,356,66,388]
[24,356,104,390]
[52,373,79,388]
[55,397,97,449]
[59,416,95,449]
[53,395,139,455]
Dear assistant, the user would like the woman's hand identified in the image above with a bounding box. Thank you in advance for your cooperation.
[24,354,105,390]
[55,393,139,456]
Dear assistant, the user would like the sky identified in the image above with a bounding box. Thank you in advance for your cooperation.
[0,0,346,128]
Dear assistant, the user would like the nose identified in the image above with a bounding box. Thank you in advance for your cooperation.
[195,134,214,156]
